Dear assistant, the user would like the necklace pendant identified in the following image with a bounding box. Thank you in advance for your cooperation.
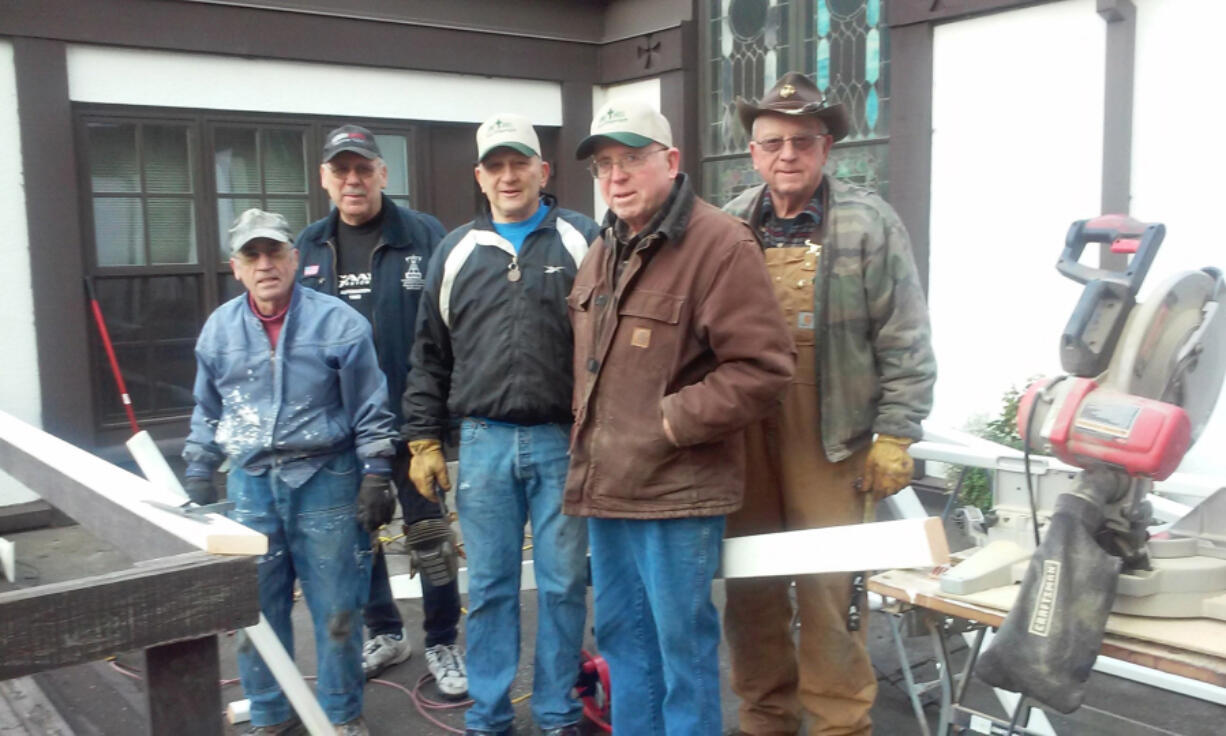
[507,263,522,283]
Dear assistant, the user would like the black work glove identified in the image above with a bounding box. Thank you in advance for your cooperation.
[357,474,396,533]
[183,476,219,506]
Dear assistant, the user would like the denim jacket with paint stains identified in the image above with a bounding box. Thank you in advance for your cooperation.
[183,284,397,487]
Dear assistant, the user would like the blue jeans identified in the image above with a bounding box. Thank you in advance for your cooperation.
[228,452,371,726]
[588,515,725,736]
[456,418,588,732]
[365,445,461,646]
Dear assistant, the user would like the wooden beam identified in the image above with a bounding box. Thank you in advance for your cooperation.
[890,0,1057,27]
[1098,0,1136,271]
[0,500,53,534]
[0,551,258,680]
[0,410,265,560]
[886,20,934,294]
[145,636,223,736]
[719,517,950,579]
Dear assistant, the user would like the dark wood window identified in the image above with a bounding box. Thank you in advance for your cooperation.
[76,108,420,429]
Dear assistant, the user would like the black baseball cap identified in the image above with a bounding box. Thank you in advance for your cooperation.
[322,124,382,162]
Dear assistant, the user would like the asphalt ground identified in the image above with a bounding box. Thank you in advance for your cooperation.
[3,493,1223,735]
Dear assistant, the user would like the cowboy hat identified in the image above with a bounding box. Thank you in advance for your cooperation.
[734,71,850,142]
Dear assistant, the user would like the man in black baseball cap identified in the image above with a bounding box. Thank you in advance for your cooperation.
[295,125,465,696]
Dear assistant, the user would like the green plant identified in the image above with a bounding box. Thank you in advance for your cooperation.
[947,382,1029,511]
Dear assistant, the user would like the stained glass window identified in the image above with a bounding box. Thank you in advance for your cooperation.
[701,0,891,205]
[803,0,888,142]
[707,0,793,158]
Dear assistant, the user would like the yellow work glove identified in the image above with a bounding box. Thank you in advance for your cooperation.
[862,434,915,502]
[407,439,450,502]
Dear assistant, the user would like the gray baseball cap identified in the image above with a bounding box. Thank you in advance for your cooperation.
[228,209,293,256]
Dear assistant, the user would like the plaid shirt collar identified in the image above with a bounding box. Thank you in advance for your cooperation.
[758,183,824,249]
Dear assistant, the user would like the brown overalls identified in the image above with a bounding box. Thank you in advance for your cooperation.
[724,245,876,736]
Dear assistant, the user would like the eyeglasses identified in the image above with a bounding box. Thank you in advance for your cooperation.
[752,133,827,154]
[326,162,380,179]
[589,147,668,179]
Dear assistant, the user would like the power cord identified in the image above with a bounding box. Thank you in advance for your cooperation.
[1023,376,1069,547]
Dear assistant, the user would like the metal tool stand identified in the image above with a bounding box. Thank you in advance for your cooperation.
[882,599,1046,735]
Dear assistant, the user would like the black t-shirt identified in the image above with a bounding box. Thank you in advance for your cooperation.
[336,208,385,321]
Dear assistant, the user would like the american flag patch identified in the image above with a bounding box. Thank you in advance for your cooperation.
[304,265,320,276]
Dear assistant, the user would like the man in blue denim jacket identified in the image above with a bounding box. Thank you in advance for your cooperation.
[183,209,398,736]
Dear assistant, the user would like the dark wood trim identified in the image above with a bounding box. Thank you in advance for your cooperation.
[2,0,597,83]
[13,39,93,448]
[597,26,685,84]
[1098,0,1135,270]
[678,19,701,186]
[886,22,934,294]
[180,0,609,44]
[145,635,224,736]
[557,81,595,216]
[0,551,258,680]
[890,0,1057,27]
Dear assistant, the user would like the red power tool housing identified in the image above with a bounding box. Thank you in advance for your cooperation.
[1018,376,1190,480]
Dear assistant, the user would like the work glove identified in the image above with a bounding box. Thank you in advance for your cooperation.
[356,474,396,533]
[408,439,450,502]
[183,475,219,506]
[861,434,915,502]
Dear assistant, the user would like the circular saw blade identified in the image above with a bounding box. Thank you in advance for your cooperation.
[1107,269,1226,439]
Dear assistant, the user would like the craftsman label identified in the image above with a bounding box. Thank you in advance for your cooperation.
[1028,559,1061,637]
[1074,400,1140,439]
[631,327,652,348]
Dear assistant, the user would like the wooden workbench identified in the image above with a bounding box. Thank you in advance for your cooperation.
[869,568,1226,688]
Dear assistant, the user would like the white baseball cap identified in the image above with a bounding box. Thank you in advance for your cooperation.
[475,113,541,162]
[575,99,673,159]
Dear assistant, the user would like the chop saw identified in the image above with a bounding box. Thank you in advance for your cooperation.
[974,214,1226,713]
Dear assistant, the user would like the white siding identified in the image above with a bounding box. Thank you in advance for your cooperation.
[0,40,42,505]
[66,45,562,125]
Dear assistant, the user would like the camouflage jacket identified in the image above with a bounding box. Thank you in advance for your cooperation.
[724,177,935,461]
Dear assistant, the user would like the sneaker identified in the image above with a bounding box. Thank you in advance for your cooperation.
[426,642,469,698]
[463,728,513,736]
[334,716,369,735]
[362,629,412,679]
[244,715,304,735]
[541,725,581,736]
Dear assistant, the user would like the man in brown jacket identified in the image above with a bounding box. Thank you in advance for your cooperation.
[566,99,794,735]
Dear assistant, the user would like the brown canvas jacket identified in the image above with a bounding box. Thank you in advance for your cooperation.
[564,175,795,519]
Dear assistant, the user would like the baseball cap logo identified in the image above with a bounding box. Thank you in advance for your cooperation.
[489,119,515,133]
[332,131,368,144]
[597,107,628,129]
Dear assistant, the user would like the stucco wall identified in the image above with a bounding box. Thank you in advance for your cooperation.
[0,39,42,505]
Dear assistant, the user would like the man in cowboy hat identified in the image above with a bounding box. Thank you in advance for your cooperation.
[722,72,936,735]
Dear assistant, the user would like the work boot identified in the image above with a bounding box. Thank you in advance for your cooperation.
[362,628,412,678]
[426,642,469,698]
[334,716,369,735]
[244,715,305,735]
